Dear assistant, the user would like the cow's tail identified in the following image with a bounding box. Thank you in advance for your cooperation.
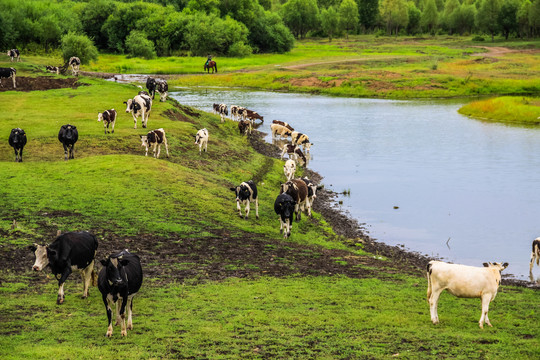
[426,262,433,302]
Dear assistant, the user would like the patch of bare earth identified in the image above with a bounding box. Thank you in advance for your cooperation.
[0,77,81,92]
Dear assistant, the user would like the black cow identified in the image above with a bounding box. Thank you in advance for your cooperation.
[0,67,16,88]
[146,77,157,99]
[230,180,259,219]
[7,49,20,62]
[8,128,27,162]
[58,124,78,160]
[98,249,143,337]
[30,231,98,304]
[274,193,296,239]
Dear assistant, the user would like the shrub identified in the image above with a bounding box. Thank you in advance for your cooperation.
[125,30,156,59]
[60,32,98,64]
[472,35,485,41]
[227,41,253,58]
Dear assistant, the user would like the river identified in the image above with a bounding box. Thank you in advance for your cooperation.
[170,88,540,281]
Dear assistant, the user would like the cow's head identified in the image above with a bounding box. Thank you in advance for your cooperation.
[124,99,133,113]
[30,243,50,271]
[97,113,103,122]
[10,128,24,143]
[482,262,509,271]
[140,135,149,148]
[302,177,318,200]
[194,129,207,145]
[100,256,129,287]
[230,183,252,202]
[62,125,77,141]
[159,92,168,102]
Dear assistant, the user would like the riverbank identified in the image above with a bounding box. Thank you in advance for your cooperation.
[458,96,540,125]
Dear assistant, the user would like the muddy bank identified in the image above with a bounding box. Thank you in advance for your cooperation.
[0,77,81,92]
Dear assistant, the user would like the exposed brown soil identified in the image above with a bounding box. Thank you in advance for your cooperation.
[0,77,81,92]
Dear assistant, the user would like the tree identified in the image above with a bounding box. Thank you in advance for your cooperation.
[477,0,501,41]
[379,0,409,35]
[78,0,116,50]
[249,11,295,53]
[125,31,156,59]
[281,0,320,38]
[320,6,340,41]
[517,0,531,38]
[339,0,359,38]
[530,0,540,37]
[498,0,518,40]
[60,32,98,65]
[358,0,380,32]
[451,4,477,35]
[407,1,422,35]
[420,0,438,33]
[441,0,460,33]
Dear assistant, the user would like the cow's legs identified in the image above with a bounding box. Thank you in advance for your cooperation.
[428,287,442,324]
[236,200,243,218]
[244,200,250,219]
[12,74,16,88]
[63,144,69,161]
[18,148,22,162]
[111,121,115,134]
[155,143,160,158]
[104,295,114,337]
[479,295,492,329]
[133,114,137,129]
[57,282,66,304]
[127,295,134,330]
[142,110,147,128]
[13,148,18,162]
[69,144,75,159]
[164,142,169,158]
[295,203,301,222]
[255,198,259,219]
[81,261,94,298]
[279,218,284,235]
[119,297,128,336]
[286,218,291,238]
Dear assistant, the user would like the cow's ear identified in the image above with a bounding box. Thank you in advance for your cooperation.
[229,187,236,192]
[100,259,108,266]
[123,101,127,105]
[29,244,37,252]
[482,262,489,267]
[502,262,509,269]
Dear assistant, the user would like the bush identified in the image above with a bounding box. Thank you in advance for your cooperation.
[125,30,156,59]
[60,32,98,64]
[227,41,252,57]
[472,35,485,41]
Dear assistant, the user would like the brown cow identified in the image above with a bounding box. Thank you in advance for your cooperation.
[280,179,309,221]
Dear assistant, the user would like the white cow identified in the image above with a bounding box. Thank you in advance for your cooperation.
[194,128,209,154]
[283,159,296,181]
[124,94,152,129]
[427,260,508,328]
[530,237,540,273]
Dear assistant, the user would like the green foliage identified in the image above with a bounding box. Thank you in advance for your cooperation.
[248,11,295,53]
[320,6,340,41]
[379,0,409,35]
[60,32,98,64]
[421,0,439,33]
[281,0,320,38]
[338,0,359,38]
[125,31,157,59]
[477,0,502,41]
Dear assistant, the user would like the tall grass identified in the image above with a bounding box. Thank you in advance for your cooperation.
[459,96,540,125]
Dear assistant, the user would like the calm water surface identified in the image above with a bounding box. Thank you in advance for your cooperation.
[171,88,540,280]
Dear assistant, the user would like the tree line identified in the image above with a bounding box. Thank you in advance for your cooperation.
[0,0,539,63]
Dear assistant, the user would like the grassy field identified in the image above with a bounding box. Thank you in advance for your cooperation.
[458,96,540,125]
[0,49,539,359]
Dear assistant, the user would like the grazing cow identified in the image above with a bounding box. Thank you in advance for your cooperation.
[146,77,157,99]
[140,128,169,158]
[280,144,306,164]
[58,124,78,160]
[274,193,296,239]
[427,260,508,328]
[212,103,220,114]
[98,249,143,337]
[97,109,117,134]
[271,124,293,140]
[124,94,152,129]
[45,65,60,74]
[194,128,209,154]
[280,179,309,221]
[8,128,27,162]
[0,67,16,88]
[272,120,294,131]
[238,120,252,135]
[30,231,98,304]
[300,177,318,209]
[68,56,81,76]
[218,103,228,122]
[156,79,168,102]
[230,180,259,220]
[7,49,20,62]
[230,105,242,121]
[530,238,540,273]
[283,159,296,181]
[245,109,264,123]
[291,131,313,153]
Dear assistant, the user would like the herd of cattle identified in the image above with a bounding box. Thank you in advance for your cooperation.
[4,52,539,336]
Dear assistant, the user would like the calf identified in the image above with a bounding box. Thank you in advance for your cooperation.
[58,124,78,160]
[45,65,60,74]
[218,103,228,122]
[156,79,168,102]
[291,131,313,153]
[0,67,16,88]
[30,231,98,304]
[146,77,157,99]
[230,105,244,121]
[194,128,209,154]
[98,249,143,337]
[271,124,292,140]
[300,177,318,210]
[7,49,20,62]
[230,180,259,220]
[124,94,152,129]
[97,109,117,134]
[280,179,309,221]
[238,120,252,135]
[427,260,508,328]
[283,159,296,181]
[68,56,81,76]
[530,237,540,273]
[272,120,294,131]
[274,193,296,239]
[8,128,27,162]
[140,128,169,158]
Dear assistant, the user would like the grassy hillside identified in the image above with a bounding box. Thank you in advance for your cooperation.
[0,64,538,358]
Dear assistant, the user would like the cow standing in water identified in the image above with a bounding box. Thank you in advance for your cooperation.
[98,249,143,337]
[30,232,98,304]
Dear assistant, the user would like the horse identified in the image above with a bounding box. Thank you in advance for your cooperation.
[204,60,217,73]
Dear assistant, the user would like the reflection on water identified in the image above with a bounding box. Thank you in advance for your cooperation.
[171,88,540,280]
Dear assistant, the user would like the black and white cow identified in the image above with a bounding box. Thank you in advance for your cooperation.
[0,67,16,88]
[58,124,78,160]
[300,177,319,211]
[530,237,540,274]
[156,79,168,102]
[280,179,309,221]
[68,56,81,76]
[146,77,157,99]
[124,94,152,129]
[30,231,98,304]
[280,144,307,164]
[274,193,296,239]
[45,65,60,74]
[8,128,27,162]
[98,249,143,337]
[238,119,252,135]
[218,103,228,122]
[230,180,259,220]
[140,128,169,158]
[230,105,245,121]
[291,131,313,153]
[97,109,117,134]
[7,49,20,62]
[194,128,208,154]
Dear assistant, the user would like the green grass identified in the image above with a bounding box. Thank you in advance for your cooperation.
[458,96,540,125]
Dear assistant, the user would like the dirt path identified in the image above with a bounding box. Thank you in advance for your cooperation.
[471,46,539,57]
